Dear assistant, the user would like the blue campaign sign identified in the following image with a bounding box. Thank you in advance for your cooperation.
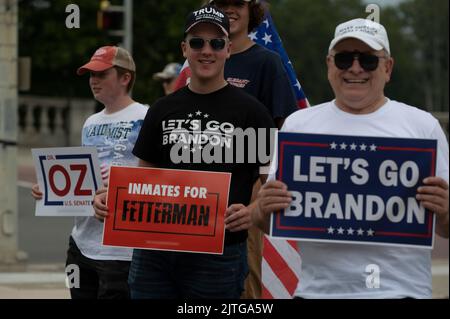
[271,132,437,249]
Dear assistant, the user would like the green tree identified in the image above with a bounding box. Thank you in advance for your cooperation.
[270,0,448,111]
[19,0,109,98]
[19,0,448,112]
[132,0,201,105]
[19,0,202,104]
[400,0,449,111]
[270,0,366,106]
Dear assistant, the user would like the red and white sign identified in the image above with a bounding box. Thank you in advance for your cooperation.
[103,166,231,254]
[32,147,102,216]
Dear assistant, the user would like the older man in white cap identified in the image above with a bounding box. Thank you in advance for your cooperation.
[252,18,449,298]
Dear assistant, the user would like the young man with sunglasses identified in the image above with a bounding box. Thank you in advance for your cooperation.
[93,6,275,298]
[32,46,148,298]
[252,18,449,298]
[208,0,299,299]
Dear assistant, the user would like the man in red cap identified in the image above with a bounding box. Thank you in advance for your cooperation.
[32,46,148,299]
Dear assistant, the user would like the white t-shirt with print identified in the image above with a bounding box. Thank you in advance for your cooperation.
[71,102,148,261]
[277,99,449,299]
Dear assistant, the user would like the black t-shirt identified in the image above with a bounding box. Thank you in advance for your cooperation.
[225,44,298,120]
[133,84,275,245]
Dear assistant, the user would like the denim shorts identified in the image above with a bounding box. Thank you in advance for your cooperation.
[128,242,248,299]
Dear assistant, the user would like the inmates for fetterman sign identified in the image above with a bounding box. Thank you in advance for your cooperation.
[103,166,231,254]
[270,132,437,249]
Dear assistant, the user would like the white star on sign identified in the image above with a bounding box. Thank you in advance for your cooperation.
[340,142,348,150]
[188,113,193,118]
[337,227,345,235]
[367,229,375,236]
[204,113,209,118]
[294,80,302,91]
[327,226,335,234]
[357,228,364,236]
[360,144,367,151]
[350,143,357,151]
[370,144,377,151]
[347,228,355,235]
[248,31,258,41]
[262,33,272,45]
[263,19,270,28]
[191,148,196,153]
[330,142,337,150]
[195,110,202,116]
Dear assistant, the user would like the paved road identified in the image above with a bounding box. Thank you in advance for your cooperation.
[18,185,73,263]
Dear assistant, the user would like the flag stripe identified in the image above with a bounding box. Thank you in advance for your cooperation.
[261,258,292,299]
[288,240,297,250]
[268,237,302,280]
[263,237,299,295]
[255,4,306,299]
[261,283,274,299]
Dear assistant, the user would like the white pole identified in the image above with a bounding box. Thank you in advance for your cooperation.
[124,0,133,55]
[0,0,19,264]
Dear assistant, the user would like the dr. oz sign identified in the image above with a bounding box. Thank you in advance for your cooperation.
[32,147,102,216]
[271,133,437,249]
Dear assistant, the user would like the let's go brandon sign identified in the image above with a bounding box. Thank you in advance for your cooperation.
[270,132,437,249]
[103,166,231,254]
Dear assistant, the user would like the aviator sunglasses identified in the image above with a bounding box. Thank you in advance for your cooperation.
[188,37,227,51]
[331,51,387,72]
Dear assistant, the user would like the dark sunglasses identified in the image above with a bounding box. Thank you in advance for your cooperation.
[188,37,227,51]
[332,51,387,71]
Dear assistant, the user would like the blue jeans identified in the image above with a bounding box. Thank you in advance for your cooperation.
[128,242,248,299]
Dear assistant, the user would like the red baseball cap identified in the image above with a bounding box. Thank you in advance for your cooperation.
[77,46,136,75]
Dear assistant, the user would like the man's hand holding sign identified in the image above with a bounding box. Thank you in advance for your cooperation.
[417,177,449,238]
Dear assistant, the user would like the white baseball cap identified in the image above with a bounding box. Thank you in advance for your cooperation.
[329,18,390,55]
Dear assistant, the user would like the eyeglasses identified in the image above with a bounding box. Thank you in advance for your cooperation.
[188,37,227,51]
[331,51,388,72]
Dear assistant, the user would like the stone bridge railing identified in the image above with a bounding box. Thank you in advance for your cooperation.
[18,95,96,147]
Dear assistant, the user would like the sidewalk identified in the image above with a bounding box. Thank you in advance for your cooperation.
[0,260,448,299]
[0,264,69,299]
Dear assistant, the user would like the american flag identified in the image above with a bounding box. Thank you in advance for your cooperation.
[252,9,305,299]
[250,12,308,109]
[173,6,307,299]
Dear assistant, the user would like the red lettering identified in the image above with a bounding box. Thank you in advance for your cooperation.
[70,164,92,196]
[49,165,71,196]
